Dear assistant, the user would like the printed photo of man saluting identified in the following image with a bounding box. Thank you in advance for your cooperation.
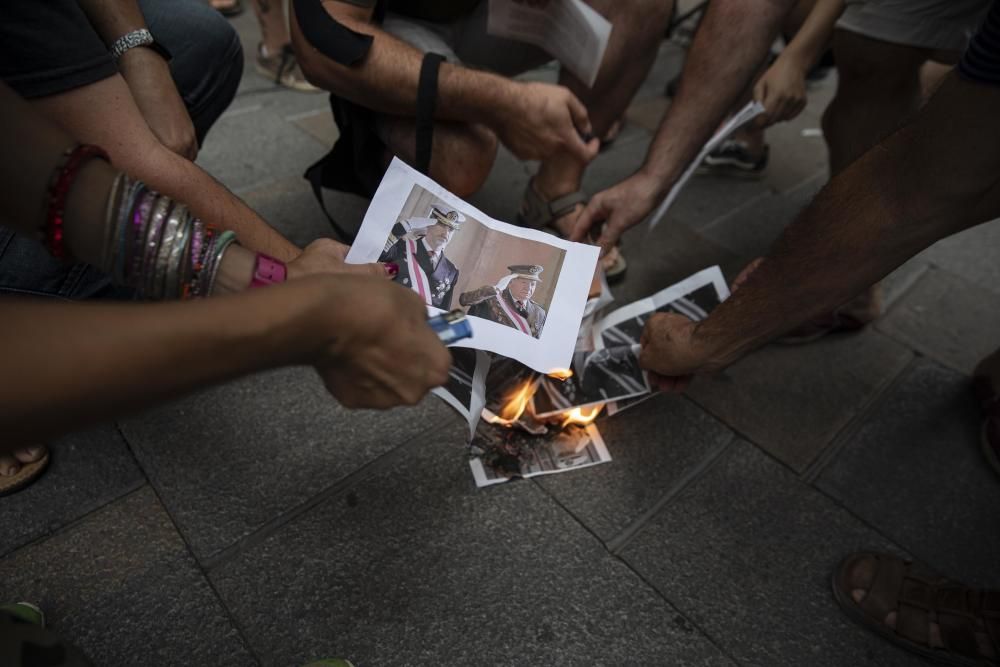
[380,205,464,309]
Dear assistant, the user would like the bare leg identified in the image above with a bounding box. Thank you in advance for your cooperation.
[819,31,959,323]
[252,0,289,54]
[377,116,498,198]
[823,30,929,174]
[533,0,675,233]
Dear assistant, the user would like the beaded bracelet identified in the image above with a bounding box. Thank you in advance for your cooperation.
[45,144,110,260]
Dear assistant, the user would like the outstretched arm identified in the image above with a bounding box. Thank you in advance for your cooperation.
[572,0,794,251]
[640,72,1000,377]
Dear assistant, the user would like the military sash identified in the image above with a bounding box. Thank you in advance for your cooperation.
[496,292,532,336]
[405,239,433,305]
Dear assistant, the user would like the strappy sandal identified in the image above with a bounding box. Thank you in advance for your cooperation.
[973,373,1000,478]
[0,446,50,497]
[832,551,1000,666]
[519,180,627,284]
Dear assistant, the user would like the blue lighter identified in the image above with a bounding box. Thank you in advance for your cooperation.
[428,310,473,345]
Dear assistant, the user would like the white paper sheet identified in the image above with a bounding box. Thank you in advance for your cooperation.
[648,101,766,230]
[486,0,612,88]
[432,348,492,440]
[593,266,730,349]
[347,158,599,373]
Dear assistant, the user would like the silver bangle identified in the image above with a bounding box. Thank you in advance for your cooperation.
[110,29,155,63]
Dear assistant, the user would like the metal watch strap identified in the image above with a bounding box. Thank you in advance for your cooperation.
[110,29,173,63]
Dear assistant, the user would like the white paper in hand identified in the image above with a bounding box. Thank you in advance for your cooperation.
[487,0,611,88]
[648,101,766,230]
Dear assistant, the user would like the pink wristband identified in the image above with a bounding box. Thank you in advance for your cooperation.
[249,253,287,288]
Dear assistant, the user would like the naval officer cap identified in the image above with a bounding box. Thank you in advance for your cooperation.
[430,205,466,230]
[508,264,543,282]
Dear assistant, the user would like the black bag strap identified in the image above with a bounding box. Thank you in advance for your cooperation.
[415,52,445,176]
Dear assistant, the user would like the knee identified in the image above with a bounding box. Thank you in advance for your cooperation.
[600,0,672,39]
[433,125,498,197]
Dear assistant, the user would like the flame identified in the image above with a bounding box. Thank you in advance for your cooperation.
[560,404,603,428]
[484,380,535,425]
[547,368,574,381]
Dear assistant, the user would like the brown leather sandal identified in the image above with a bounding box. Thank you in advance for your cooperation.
[0,446,50,497]
[832,551,1000,666]
[519,180,627,284]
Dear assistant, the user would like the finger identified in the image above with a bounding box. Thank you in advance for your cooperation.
[570,197,605,242]
[335,261,394,278]
[753,79,766,106]
[731,257,764,292]
[565,91,592,137]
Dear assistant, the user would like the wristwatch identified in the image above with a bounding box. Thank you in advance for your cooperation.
[110,29,173,64]
[250,253,288,288]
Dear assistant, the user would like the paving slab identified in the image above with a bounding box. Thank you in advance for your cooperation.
[535,394,734,542]
[616,222,743,306]
[922,218,1000,296]
[620,440,920,667]
[697,172,824,258]
[118,367,454,561]
[687,330,913,473]
[817,359,1000,586]
[290,108,340,147]
[199,105,328,193]
[211,429,734,667]
[0,424,143,558]
[876,268,1000,375]
[0,487,256,667]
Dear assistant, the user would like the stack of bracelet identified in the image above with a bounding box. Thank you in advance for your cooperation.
[108,178,236,299]
[45,144,239,300]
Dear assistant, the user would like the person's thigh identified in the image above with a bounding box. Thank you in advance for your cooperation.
[384,4,551,77]
[139,0,244,143]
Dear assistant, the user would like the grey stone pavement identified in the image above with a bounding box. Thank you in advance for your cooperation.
[3,10,999,667]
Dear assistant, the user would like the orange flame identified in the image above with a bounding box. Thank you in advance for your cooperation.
[547,368,574,381]
[560,404,603,428]
[494,380,535,423]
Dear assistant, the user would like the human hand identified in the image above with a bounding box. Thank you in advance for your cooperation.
[118,47,199,160]
[570,171,662,256]
[753,56,808,128]
[308,276,451,409]
[287,238,397,280]
[638,312,704,393]
[494,81,599,164]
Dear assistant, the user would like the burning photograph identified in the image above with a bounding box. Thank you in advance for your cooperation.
[378,183,565,341]
[347,157,600,373]
[468,423,610,488]
[533,345,649,417]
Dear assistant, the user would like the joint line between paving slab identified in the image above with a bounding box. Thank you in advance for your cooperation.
[117,421,267,666]
[605,434,736,555]
[614,557,746,667]
[0,477,147,561]
[532,473,745,666]
[202,418,452,572]
[801,349,915,484]
[699,168,826,235]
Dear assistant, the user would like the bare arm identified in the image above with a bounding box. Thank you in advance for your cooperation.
[31,74,301,262]
[290,0,594,162]
[753,0,845,125]
[76,0,200,159]
[572,0,794,250]
[641,0,793,191]
[641,73,1000,376]
[0,272,451,444]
